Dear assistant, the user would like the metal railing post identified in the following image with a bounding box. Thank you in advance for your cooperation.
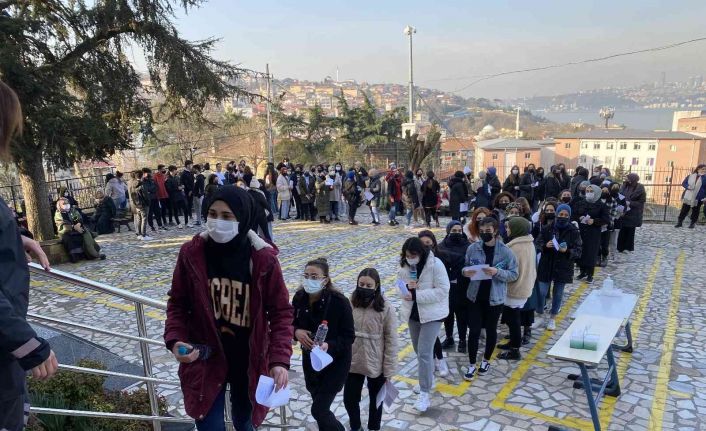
[135,302,162,431]
[664,165,674,222]
[279,406,288,426]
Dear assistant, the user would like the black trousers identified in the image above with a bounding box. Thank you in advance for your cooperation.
[185,193,193,220]
[343,373,386,431]
[348,198,359,221]
[147,199,163,229]
[502,306,522,349]
[678,202,703,224]
[433,337,443,360]
[599,230,611,258]
[172,199,189,225]
[293,193,303,219]
[467,299,503,364]
[444,283,468,343]
[303,352,349,431]
[617,226,636,252]
[159,198,173,224]
[424,207,438,226]
[300,202,313,220]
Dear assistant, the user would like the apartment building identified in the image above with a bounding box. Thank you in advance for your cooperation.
[474,139,555,180]
[440,139,475,172]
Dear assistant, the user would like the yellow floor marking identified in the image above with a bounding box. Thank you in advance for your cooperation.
[669,390,692,399]
[647,252,685,431]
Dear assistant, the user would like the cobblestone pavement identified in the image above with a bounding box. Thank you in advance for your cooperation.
[28,213,706,430]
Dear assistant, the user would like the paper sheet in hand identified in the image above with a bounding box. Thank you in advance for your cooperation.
[396,279,409,297]
[463,264,491,280]
[459,202,469,212]
[325,178,334,186]
[552,237,561,250]
[255,375,290,408]
[618,193,625,200]
[364,191,374,201]
[310,346,333,371]
[376,379,399,409]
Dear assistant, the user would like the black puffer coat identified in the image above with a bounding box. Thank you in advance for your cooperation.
[535,222,582,284]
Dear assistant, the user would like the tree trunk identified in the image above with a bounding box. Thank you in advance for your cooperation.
[18,157,55,241]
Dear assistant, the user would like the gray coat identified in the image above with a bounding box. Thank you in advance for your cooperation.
[464,239,519,306]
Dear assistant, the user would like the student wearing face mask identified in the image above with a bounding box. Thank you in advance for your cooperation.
[598,182,619,267]
[544,165,565,199]
[327,166,343,221]
[165,187,294,431]
[276,167,292,220]
[558,189,573,205]
[462,217,518,380]
[465,207,492,242]
[492,192,515,240]
[344,268,398,431]
[449,171,469,222]
[421,171,441,228]
[398,237,450,412]
[534,204,582,331]
[437,221,471,353]
[675,164,706,229]
[297,167,316,221]
[519,164,539,208]
[293,258,355,431]
[570,167,589,198]
[315,170,331,223]
[367,169,382,225]
[55,197,105,262]
[572,185,609,282]
[502,165,522,198]
[617,173,646,253]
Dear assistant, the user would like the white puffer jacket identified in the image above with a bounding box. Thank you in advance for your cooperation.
[398,252,450,324]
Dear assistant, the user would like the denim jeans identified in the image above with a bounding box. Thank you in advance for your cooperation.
[405,207,413,225]
[537,281,566,316]
[269,190,278,216]
[279,199,290,219]
[195,386,254,431]
[388,200,397,222]
[330,201,339,219]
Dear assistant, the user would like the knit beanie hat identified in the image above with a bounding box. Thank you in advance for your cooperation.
[556,203,572,217]
[446,220,463,235]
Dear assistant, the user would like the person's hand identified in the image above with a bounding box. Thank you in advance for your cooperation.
[22,235,50,270]
[586,218,594,225]
[546,240,555,249]
[462,268,476,278]
[389,197,394,203]
[320,342,329,353]
[559,246,568,253]
[407,280,417,290]
[31,350,58,380]
[402,293,413,301]
[295,329,314,350]
[514,186,520,190]
[482,266,498,276]
[270,366,288,390]
[172,342,199,364]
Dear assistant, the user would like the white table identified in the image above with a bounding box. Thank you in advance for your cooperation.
[572,289,638,353]
[548,314,624,431]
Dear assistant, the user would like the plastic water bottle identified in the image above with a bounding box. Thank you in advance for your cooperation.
[409,264,418,281]
[314,321,329,346]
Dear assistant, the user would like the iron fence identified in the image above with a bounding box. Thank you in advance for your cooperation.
[0,174,109,214]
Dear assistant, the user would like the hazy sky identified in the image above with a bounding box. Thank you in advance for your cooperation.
[152,0,706,99]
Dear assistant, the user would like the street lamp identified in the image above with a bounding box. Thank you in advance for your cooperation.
[404,25,416,124]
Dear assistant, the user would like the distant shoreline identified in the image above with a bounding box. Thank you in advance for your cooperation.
[533,108,681,130]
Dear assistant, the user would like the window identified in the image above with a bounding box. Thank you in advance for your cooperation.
[646,157,655,166]
[564,142,571,149]
[644,173,653,181]
[605,156,612,165]
[524,152,531,159]
[692,126,697,131]
[594,143,601,150]
[579,155,587,163]
[492,153,498,160]
[619,143,627,150]
[607,143,614,150]
[667,160,674,167]
[618,157,625,165]
[581,142,588,149]
[631,157,639,166]
[633,143,641,150]
[670,145,677,152]
[648,144,656,151]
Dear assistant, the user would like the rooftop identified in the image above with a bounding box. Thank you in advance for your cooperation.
[553,129,702,140]
[441,138,475,152]
[477,138,554,150]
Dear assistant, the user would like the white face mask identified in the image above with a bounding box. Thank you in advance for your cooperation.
[206,217,239,243]
[512,170,519,175]
[407,257,420,265]
[62,204,71,211]
[303,278,325,294]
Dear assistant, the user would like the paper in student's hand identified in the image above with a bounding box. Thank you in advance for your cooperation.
[459,202,469,213]
[463,264,491,280]
[376,379,398,409]
[325,178,334,186]
[552,237,561,250]
[376,381,386,408]
[396,279,409,297]
[618,193,625,200]
[364,191,374,201]
[255,375,290,408]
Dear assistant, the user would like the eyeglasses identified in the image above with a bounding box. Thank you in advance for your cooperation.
[303,274,325,280]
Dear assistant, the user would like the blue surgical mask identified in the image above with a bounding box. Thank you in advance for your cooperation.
[303,278,324,294]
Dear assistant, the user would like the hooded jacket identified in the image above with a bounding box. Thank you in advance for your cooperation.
[349,302,398,379]
[398,251,450,323]
[163,230,293,426]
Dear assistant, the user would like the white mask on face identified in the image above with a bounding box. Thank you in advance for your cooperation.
[206,217,239,243]
[407,257,420,265]
[62,204,71,211]
[303,278,325,294]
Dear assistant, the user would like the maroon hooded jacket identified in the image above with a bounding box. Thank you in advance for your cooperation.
[164,230,294,425]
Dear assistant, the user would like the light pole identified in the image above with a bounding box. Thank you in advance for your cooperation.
[404,25,416,124]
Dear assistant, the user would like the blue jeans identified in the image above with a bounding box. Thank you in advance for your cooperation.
[279,199,290,219]
[269,190,278,216]
[330,201,339,219]
[405,207,413,225]
[195,386,253,431]
[537,281,566,316]
[388,200,398,222]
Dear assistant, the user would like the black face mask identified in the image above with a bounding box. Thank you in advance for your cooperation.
[480,232,494,243]
[601,192,609,200]
[498,202,509,210]
[555,217,570,228]
[449,232,464,242]
[304,172,310,177]
[561,196,571,203]
[355,287,377,303]
[544,213,555,220]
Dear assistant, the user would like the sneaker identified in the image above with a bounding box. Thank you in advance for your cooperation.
[136,235,143,240]
[177,224,184,229]
[675,221,683,228]
[437,359,450,377]
[497,342,512,351]
[547,318,556,331]
[441,338,455,350]
[497,349,521,361]
[478,360,491,375]
[457,341,467,354]
[388,220,396,226]
[142,235,154,241]
[160,226,168,231]
[577,272,587,280]
[413,392,430,412]
[522,332,532,346]
[186,223,194,228]
[413,383,420,394]
[463,365,477,381]
[586,276,594,283]
[688,222,696,229]
[532,316,544,329]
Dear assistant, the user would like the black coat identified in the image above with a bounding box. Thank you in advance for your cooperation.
[570,175,587,198]
[402,177,419,207]
[194,173,205,197]
[543,175,564,199]
[535,222,583,284]
[474,180,491,209]
[618,183,646,228]
[448,177,468,218]
[502,175,521,198]
[519,172,537,202]
[292,288,355,360]
[248,188,273,238]
[437,236,471,303]
[421,179,440,208]
[571,198,610,267]
[93,197,116,235]
[486,174,502,203]
[180,170,194,195]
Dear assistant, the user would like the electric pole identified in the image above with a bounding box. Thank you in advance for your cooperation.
[265,63,275,163]
[404,25,416,124]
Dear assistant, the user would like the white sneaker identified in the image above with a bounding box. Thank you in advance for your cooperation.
[414,392,430,412]
[136,235,143,240]
[531,317,545,330]
[142,235,154,241]
[413,383,420,394]
[547,318,556,331]
[177,224,184,229]
[186,223,194,228]
[437,359,450,377]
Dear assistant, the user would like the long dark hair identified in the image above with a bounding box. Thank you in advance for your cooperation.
[351,268,385,312]
[400,237,429,275]
[693,164,706,173]
[539,201,557,225]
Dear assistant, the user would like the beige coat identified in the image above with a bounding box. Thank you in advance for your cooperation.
[506,235,536,300]
[349,302,398,378]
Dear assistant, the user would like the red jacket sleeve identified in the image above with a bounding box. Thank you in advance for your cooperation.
[164,247,191,351]
[261,253,294,370]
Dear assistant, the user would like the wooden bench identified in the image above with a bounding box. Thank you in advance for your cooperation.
[112,211,133,233]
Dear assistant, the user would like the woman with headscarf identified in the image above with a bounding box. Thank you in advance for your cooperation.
[497,217,536,360]
[473,170,491,209]
[675,164,706,229]
[165,186,294,430]
[570,167,589,198]
[55,197,105,262]
[492,192,515,241]
[571,184,609,282]
[617,173,646,253]
[437,221,471,353]
[534,203,582,331]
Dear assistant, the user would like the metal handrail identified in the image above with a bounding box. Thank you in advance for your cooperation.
[27,262,292,430]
